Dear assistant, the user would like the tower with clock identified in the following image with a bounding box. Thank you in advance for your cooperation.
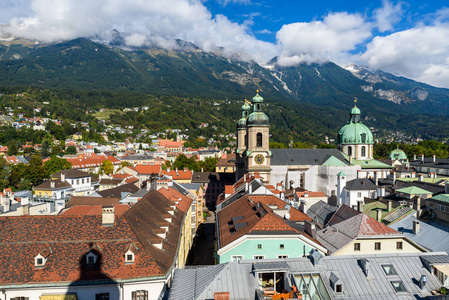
[235,91,271,183]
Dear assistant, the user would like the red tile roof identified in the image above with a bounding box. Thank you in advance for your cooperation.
[243,195,311,222]
[66,154,121,169]
[134,164,161,175]
[65,197,121,207]
[160,169,192,181]
[61,204,130,216]
[158,187,194,214]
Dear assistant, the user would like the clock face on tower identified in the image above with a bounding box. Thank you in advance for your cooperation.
[254,154,265,164]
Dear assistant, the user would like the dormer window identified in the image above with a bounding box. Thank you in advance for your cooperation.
[35,254,46,267]
[125,250,135,264]
[86,252,97,265]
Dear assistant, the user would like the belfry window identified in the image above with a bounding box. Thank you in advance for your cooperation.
[361,146,366,157]
[245,134,247,147]
[257,133,263,147]
[348,146,352,157]
[361,133,366,143]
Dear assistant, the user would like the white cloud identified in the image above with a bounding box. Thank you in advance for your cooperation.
[359,23,449,88]
[216,0,251,7]
[275,12,372,66]
[373,0,404,32]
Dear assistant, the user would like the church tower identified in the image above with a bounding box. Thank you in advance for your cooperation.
[337,100,374,160]
[235,100,251,180]
[244,91,271,183]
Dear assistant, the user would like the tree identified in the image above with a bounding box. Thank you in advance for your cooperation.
[7,140,18,156]
[41,140,51,157]
[66,145,77,155]
[44,157,72,178]
[0,157,10,190]
[100,160,114,175]
[25,155,46,186]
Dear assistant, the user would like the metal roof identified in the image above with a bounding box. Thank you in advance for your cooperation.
[252,261,289,271]
[270,149,348,166]
[389,214,449,252]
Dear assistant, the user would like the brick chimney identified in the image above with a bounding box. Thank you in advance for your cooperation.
[214,292,230,300]
[304,219,316,239]
[102,205,115,226]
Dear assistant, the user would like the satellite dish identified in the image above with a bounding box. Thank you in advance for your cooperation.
[285,212,291,220]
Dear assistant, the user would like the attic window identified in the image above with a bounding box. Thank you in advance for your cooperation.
[125,250,135,264]
[382,265,398,276]
[391,281,407,293]
[86,252,97,265]
[34,254,46,267]
[336,284,343,293]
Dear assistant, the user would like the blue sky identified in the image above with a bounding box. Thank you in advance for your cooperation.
[1,0,449,87]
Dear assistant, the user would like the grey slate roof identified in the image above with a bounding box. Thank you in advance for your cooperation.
[307,200,338,228]
[345,178,377,191]
[97,182,140,198]
[216,179,264,211]
[270,149,349,166]
[389,214,449,252]
[409,158,449,170]
[394,181,445,195]
[168,252,447,300]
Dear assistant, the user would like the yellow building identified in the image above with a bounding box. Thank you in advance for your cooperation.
[215,153,236,173]
[316,213,427,255]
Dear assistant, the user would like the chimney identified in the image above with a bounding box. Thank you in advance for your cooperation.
[248,183,252,194]
[377,186,385,197]
[102,206,115,226]
[167,167,170,173]
[421,154,424,162]
[413,154,417,161]
[433,154,436,163]
[304,220,316,239]
[413,220,420,234]
[61,173,66,182]
[392,172,396,184]
[418,174,423,182]
[245,182,249,192]
[445,182,449,194]
[387,200,393,212]
[376,208,382,222]
[360,258,370,277]
[415,197,421,211]
[419,275,427,290]
[357,200,364,213]
[299,200,308,213]
[214,292,230,300]
[50,181,55,189]
[374,171,378,186]
[20,204,29,216]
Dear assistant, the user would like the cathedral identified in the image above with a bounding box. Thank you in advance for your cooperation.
[235,92,391,196]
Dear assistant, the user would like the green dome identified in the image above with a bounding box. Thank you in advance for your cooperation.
[237,117,247,129]
[338,123,374,144]
[252,91,263,103]
[338,103,373,145]
[241,102,251,111]
[389,148,408,161]
[246,112,269,126]
[351,106,361,115]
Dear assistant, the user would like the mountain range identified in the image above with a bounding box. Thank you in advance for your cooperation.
[1,37,449,140]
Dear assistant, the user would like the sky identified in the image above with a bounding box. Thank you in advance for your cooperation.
[1,0,449,88]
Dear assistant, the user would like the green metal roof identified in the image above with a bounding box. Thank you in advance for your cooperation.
[237,117,247,129]
[252,91,263,103]
[322,156,348,167]
[431,194,449,204]
[396,186,432,195]
[338,104,374,145]
[351,158,393,169]
[246,111,269,126]
[337,170,347,176]
[351,105,361,115]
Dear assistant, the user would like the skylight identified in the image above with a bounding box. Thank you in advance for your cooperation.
[382,265,398,276]
[391,281,407,293]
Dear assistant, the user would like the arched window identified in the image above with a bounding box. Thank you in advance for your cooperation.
[244,134,247,147]
[348,146,352,157]
[257,133,263,147]
[361,146,366,157]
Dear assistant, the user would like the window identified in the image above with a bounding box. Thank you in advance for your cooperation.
[86,252,97,265]
[357,192,362,197]
[37,258,43,265]
[35,254,45,267]
[347,192,349,197]
[280,244,284,250]
[382,265,398,276]
[232,256,243,262]
[391,281,407,293]
[375,242,381,251]
[254,255,265,260]
[294,273,331,300]
[96,293,109,300]
[361,146,366,157]
[278,255,288,259]
[336,284,343,293]
[354,243,361,251]
[257,244,262,250]
[256,133,263,147]
[132,290,148,300]
[348,146,352,156]
[396,242,403,250]
[12,297,29,300]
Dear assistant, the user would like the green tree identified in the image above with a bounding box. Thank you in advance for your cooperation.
[44,157,72,178]
[100,160,114,175]
[0,157,10,190]
[25,155,46,186]
[41,140,51,157]
[7,140,18,156]
[66,145,77,155]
